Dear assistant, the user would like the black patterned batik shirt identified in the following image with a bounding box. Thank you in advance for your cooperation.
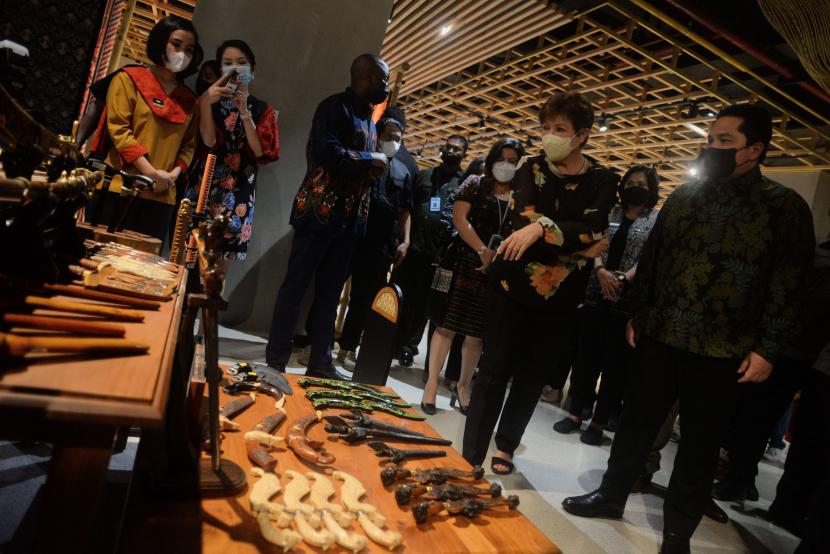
[631,165,815,361]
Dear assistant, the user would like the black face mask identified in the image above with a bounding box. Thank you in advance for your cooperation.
[195,78,211,96]
[622,186,649,207]
[440,150,462,167]
[701,147,747,179]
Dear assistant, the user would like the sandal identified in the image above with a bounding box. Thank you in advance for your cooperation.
[490,456,515,475]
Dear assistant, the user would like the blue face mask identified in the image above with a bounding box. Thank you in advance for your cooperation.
[222,65,254,85]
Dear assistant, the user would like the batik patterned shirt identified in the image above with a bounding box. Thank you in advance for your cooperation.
[631,166,815,361]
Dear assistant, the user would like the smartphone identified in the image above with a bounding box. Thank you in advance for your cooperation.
[226,69,240,93]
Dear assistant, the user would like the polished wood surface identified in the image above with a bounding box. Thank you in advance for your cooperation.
[0,267,186,426]
[202,373,560,554]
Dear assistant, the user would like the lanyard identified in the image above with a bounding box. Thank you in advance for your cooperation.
[495,196,509,232]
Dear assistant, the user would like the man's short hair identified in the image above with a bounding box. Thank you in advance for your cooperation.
[715,104,773,163]
[446,134,469,152]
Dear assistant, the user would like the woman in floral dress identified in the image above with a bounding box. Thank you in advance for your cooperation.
[185,39,280,261]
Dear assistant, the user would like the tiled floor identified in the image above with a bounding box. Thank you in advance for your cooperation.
[220,326,801,554]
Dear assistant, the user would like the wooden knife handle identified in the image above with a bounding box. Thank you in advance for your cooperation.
[79,258,101,270]
[220,393,256,418]
[246,443,278,472]
[0,332,149,358]
[43,282,161,310]
[2,313,126,337]
[254,412,287,434]
[24,295,144,322]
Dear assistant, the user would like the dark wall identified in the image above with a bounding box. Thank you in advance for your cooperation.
[1,0,105,134]
[191,0,393,336]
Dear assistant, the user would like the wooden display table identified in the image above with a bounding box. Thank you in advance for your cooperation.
[202,372,560,554]
[0,267,187,552]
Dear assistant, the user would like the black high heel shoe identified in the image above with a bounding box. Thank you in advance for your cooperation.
[420,401,436,415]
[449,384,459,408]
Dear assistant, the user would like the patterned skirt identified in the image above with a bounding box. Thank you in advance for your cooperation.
[429,248,488,338]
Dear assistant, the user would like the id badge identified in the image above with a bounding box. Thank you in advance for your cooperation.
[429,196,441,212]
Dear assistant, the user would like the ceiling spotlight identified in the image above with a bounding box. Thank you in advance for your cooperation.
[478,115,486,130]
[684,123,708,137]
[597,113,609,132]
[440,24,452,36]
[705,109,716,117]
[688,166,698,177]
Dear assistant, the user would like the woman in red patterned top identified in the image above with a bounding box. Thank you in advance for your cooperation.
[185,39,280,261]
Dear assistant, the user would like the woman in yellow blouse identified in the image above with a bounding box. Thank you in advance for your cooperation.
[88,15,200,242]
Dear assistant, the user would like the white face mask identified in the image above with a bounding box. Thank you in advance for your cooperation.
[164,48,191,73]
[379,140,400,158]
[491,160,517,183]
[541,132,580,162]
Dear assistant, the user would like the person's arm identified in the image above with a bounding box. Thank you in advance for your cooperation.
[310,98,385,174]
[199,73,233,148]
[76,97,102,149]
[394,210,411,267]
[740,194,816,382]
[546,172,620,253]
[251,104,280,163]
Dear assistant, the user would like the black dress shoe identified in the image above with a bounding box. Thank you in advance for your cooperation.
[580,423,604,446]
[420,402,436,415]
[553,416,581,434]
[659,531,690,554]
[400,352,414,367]
[305,365,348,381]
[561,490,625,519]
[703,497,729,523]
[266,358,286,372]
[711,480,746,502]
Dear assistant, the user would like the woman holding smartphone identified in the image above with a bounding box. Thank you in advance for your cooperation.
[420,137,525,415]
[186,39,280,261]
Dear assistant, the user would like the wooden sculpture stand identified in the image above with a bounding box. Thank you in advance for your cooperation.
[191,215,246,496]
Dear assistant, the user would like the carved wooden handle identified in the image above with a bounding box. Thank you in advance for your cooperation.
[42,282,161,310]
[24,295,144,322]
[0,332,149,358]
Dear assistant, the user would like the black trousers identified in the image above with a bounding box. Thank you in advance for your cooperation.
[339,241,391,351]
[722,357,806,489]
[568,304,632,425]
[771,369,830,549]
[462,290,568,466]
[392,250,434,356]
[599,336,738,540]
[85,191,175,243]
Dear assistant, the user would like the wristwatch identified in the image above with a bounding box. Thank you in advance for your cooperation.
[477,244,487,255]
[613,271,627,285]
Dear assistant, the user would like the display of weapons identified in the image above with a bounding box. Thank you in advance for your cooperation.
[367,441,448,464]
[227,361,293,396]
[246,412,287,471]
[286,413,336,465]
[306,388,411,408]
[380,465,486,487]
[324,417,451,446]
[394,481,502,506]
[297,377,402,400]
[169,198,192,265]
[67,264,174,301]
[41,282,161,310]
[109,173,156,233]
[324,411,427,438]
[411,495,520,524]
[310,397,426,421]
[0,332,149,360]
[1,313,126,337]
[2,293,144,322]
[86,241,180,273]
[216,392,256,432]
[186,152,216,267]
[223,380,283,399]
[84,254,177,283]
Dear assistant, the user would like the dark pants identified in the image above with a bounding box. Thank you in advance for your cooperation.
[721,357,806,489]
[599,336,738,540]
[462,290,568,466]
[85,191,175,243]
[645,401,680,476]
[548,311,578,390]
[770,369,830,549]
[339,241,391,351]
[424,321,465,380]
[392,250,433,356]
[266,228,355,372]
[568,304,631,425]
